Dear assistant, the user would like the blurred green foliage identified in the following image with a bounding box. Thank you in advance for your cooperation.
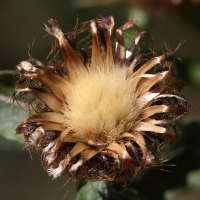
[0,72,27,151]
[76,181,147,200]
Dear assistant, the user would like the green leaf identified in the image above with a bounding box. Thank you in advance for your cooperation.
[188,61,200,87]
[76,181,107,200]
[186,169,200,188]
[76,181,147,200]
[0,70,28,151]
[0,101,28,151]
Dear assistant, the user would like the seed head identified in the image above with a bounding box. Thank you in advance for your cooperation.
[12,13,188,183]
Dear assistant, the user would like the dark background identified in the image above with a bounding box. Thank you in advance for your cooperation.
[0,0,200,200]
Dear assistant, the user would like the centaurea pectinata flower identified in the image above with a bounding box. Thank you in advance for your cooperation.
[12,13,188,183]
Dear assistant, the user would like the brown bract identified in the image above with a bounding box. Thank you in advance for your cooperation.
[12,13,188,183]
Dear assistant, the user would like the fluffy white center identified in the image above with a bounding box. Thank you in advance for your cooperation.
[63,67,140,143]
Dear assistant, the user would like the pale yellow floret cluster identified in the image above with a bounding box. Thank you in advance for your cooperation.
[63,65,140,143]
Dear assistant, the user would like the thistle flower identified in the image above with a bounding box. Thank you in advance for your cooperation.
[12,13,188,182]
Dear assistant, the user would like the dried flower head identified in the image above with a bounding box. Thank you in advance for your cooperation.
[12,13,188,183]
